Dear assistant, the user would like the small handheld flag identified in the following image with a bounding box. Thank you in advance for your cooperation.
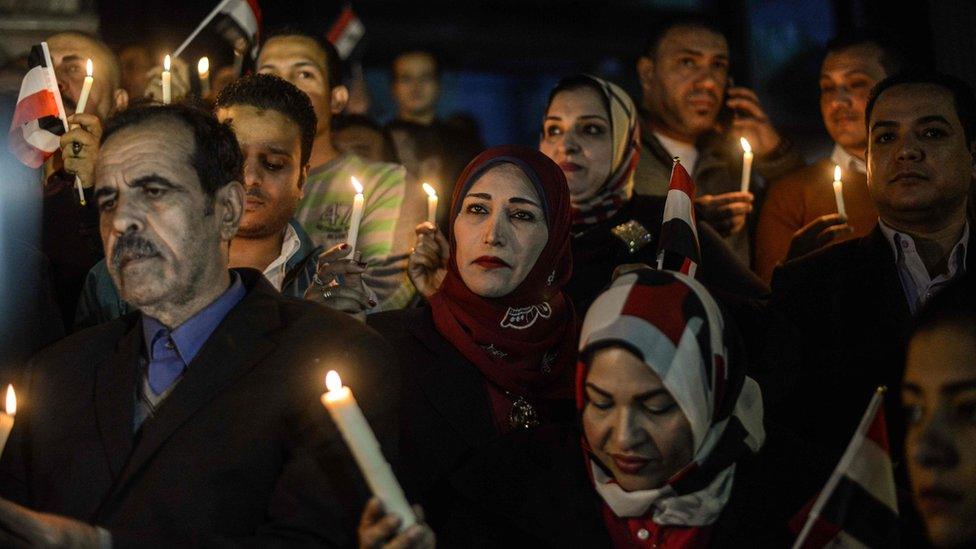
[656,157,701,277]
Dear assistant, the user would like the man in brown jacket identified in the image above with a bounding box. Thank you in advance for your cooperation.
[755,34,905,282]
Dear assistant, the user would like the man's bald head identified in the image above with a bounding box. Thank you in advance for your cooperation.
[47,31,127,118]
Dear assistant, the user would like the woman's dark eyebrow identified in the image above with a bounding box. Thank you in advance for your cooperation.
[585,382,611,398]
[466,192,491,200]
[510,197,541,208]
[635,388,670,401]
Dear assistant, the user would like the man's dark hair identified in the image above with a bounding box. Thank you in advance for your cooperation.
[642,15,726,59]
[101,103,243,200]
[260,27,343,90]
[333,114,398,162]
[215,73,318,167]
[826,30,909,76]
[910,274,976,339]
[865,70,976,145]
[390,48,442,80]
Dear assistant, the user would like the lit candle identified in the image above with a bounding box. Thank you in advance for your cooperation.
[0,385,16,457]
[832,164,847,219]
[348,177,366,255]
[197,56,210,97]
[739,137,753,193]
[321,371,416,530]
[75,58,94,115]
[162,55,172,104]
[422,182,438,225]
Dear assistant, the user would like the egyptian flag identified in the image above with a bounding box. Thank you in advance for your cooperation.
[791,388,899,548]
[656,158,701,277]
[211,0,262,58]
[8,43,68,169]
[327,4,365,60]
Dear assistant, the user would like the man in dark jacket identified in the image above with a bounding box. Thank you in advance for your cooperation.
[74,74,323,329]
[633,16,804,263]
[0,103,397,547]
[766,71,976,470]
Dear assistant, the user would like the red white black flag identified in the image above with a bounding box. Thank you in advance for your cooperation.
[656,158,701,277]
[792,387,899,548]
[8,42,68,169]
[327,4,365,60]
[174,0,262,59]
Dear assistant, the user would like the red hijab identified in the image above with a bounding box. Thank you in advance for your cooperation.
[429,145,579,403]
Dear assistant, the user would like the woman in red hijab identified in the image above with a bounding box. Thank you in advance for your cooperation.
[367,145,579,529]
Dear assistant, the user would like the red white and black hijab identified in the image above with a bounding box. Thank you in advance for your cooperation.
[576,268,765,526]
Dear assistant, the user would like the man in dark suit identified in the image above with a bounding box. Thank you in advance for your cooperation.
[0,104,404,547]
[766,71,976,469]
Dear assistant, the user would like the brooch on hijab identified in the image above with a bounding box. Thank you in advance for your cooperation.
[500,302,552,330]
[611,220,653,254]
[506,392,540,430]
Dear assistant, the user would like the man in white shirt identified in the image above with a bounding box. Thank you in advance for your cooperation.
[767,71,976,467]
[74,75,323,329]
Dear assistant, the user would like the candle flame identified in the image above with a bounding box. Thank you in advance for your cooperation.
[6,385,15,415]
[85,58,93,78]
[325,370,342,392]
[422,182,437,198]
[164,54,171,71]
[834,165,842,182]
[351,176,363,194]
[198,56,209,75]
[740,137,752,154]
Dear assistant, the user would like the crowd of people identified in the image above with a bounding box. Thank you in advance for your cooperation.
[0,11,973,548]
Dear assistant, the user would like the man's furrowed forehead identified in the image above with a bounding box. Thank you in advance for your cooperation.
[658,26,729,58]
[258,37,327,72]
[821,45,885,78]
[97,119,196,187]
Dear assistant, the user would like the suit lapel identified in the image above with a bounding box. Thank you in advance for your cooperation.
[862,227,911,338]
[93,316,139,479]
[409,310,495,449]
[105,276,281,504]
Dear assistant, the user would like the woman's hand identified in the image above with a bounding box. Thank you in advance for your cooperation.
[304,243,375,322]
[408,222,449,298]
[358,498,435,549]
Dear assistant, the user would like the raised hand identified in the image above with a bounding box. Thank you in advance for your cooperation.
[408,222,449,298]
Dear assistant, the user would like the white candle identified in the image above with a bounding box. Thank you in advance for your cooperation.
[0,385,17,457]
[75,58,93,115]
[197,56,210,97]
[739,137,753,193]
[422,182,438,225]
[322,371,416,530]
[833,164,847,219]
[162,55,172,104]
[348,177,366,255]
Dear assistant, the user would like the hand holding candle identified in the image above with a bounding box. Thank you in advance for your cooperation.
[197,56,210,98]
[832,164,847,219]
[0,385,16,457]
[347,177,366,255]
[422,182,438,225]
[162,55,172,104]
[322,371,416,531]
[739,137,753,193]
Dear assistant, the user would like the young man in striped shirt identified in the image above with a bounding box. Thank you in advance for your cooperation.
[257,29,423,312]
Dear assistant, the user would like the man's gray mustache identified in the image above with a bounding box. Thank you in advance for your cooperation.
[111,233,159,269]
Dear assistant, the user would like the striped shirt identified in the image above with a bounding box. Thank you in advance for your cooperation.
[295,154,422,311]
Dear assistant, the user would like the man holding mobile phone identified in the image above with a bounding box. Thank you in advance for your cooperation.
[634,15,803,263]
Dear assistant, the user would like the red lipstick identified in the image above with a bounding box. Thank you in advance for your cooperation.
[472,256,510,270]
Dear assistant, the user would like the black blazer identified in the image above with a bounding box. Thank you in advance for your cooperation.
[0,269,398,548]
[766,225,976,467]
[439,422,828,548]
[366,306,576,531]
